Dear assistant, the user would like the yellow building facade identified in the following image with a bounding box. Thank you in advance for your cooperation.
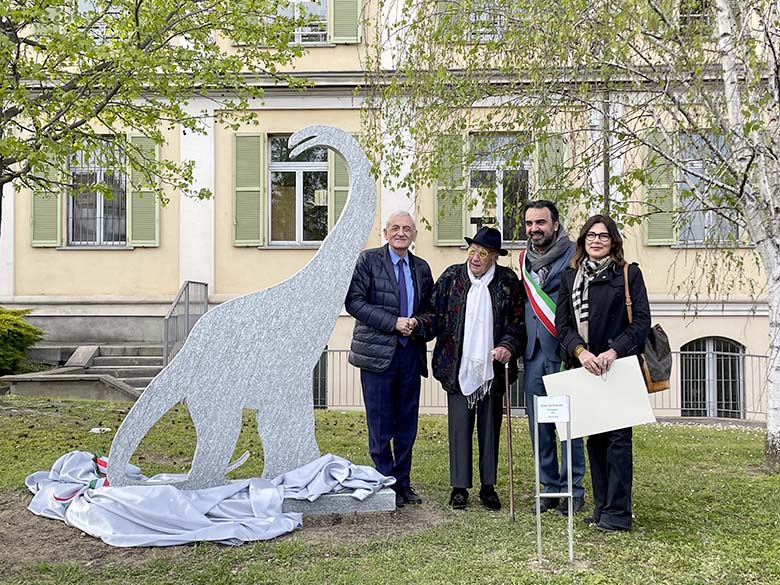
[0,0,768,421]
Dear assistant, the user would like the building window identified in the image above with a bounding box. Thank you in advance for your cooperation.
[68,139,127,246]
[679,0,713,32]
[76,0,119,42]
[468,3,505,43]
[677,131,738,245]
[468,133,529,243]
[268,135,328,244]
[279,0,328,44]
[681,337,745,419]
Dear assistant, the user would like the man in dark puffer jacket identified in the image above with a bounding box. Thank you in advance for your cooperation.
[345,210,433,508]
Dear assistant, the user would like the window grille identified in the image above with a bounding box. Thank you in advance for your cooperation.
[68,140,127,246]
[681,337,745,419]
[285,0,328,44]
[468,9,505,43]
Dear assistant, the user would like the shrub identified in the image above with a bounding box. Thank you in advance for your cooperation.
[0,307,44,375]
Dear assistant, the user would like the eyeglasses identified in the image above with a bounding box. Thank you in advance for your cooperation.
[467,248,492,259]
[585,232,611,243]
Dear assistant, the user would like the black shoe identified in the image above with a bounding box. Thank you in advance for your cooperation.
[557,497,585,516]
[449,488,468,510]
[583,516,598,526]
[596,522,629,533]
[479,486,501,511]
[401,486,423,505]
[392,486,405,508]
[531,497,560,513]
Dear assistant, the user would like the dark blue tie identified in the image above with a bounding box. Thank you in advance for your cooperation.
[398,258,409,346]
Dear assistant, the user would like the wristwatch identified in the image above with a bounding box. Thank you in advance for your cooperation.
[573,345,586,358]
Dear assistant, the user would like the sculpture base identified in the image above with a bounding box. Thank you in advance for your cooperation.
[282,487,396,516]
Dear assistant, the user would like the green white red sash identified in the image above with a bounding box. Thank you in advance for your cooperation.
[520,250,557,337]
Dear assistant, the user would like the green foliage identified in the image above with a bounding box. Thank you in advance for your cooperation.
[363,0,776,256]
[0,0,308,204]
[0,307,44,375]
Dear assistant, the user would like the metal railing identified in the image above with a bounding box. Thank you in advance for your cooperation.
[650,351,769,423]
[312,349,769,423]
[163,281,209,366]
[313,350,526,415]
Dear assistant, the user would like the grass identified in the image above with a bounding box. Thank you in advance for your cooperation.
[1,395,779,585]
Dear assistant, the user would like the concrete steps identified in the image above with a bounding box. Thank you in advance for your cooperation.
[98,345,165,357]
[123,377,155,390]
[88,365,163,378]
[92,356,163,367]
[84,344,165,391]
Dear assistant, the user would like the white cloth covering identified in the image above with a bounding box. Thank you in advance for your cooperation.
[25,451,395,547]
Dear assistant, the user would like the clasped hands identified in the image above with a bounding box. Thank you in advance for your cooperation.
[578,347,618,376]
[395,317,418,337]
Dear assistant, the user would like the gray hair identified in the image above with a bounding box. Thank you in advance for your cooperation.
[385,210,416,231]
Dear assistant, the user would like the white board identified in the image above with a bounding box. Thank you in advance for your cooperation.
[542,356,656,440]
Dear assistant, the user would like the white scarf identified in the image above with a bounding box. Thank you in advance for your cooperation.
[458,263,495,407]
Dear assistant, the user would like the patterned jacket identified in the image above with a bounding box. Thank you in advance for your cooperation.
[415,263,524,395]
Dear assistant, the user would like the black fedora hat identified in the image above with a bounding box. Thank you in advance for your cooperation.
[464,226,508,256]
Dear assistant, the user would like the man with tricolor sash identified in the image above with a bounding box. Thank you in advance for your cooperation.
[520,200,586,515]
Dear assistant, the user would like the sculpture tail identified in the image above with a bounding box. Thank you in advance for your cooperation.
[106,372,184,487]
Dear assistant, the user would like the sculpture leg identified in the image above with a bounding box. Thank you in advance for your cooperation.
[181,403,243,489]
[256,389,319,479]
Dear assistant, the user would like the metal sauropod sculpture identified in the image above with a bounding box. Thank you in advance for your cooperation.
[107,125,377,489]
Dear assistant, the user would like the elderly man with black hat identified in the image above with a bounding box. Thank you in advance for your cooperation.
[414,226,524,510]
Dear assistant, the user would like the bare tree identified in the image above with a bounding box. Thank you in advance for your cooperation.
[363,0,780,468]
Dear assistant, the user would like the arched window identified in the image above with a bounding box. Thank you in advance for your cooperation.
[681,337,745,419]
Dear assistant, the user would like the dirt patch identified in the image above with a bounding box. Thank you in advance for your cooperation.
[0,490,448,572]
[290,502,448,544]
[0,491,189,571]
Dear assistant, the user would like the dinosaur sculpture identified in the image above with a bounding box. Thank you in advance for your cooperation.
[107,125,377,489]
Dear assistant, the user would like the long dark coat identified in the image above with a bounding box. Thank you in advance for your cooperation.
[556,262,651,364]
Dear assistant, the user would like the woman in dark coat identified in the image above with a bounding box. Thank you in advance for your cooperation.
[555,214,651,532]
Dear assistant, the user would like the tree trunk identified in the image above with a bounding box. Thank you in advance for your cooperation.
[764,255,780,472]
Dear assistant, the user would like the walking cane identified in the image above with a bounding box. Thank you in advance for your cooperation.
[504,361,515,522]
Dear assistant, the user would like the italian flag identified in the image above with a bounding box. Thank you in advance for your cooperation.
[520,251,557,337]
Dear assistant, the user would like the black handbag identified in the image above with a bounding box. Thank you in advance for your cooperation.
[623,264,672,393]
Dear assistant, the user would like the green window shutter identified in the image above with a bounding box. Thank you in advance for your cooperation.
[533,134,566,199]
[330,0,360,43]
[435,134,465,246]
[329,149,350,230]
[31,164,62,247]
[128,135,160,247]
[233,134,264,246]
[644,131,676,245]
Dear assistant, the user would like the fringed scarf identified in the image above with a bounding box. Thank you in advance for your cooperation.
[458,263,495,408]
[571,257,614,343]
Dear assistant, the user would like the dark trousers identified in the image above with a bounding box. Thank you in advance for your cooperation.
[447,390,503,489]
[360,343,421,487]
[524,351,586,497]
[587,427,633,530]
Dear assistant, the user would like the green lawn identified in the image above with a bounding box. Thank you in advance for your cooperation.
[1,395,778,585]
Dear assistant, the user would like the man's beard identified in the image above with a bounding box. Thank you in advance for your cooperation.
[531,230,555,251]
